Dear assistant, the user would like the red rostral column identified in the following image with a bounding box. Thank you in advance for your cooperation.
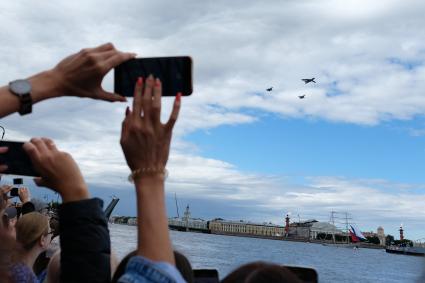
[399,226,404,241]
[284,214,290,237]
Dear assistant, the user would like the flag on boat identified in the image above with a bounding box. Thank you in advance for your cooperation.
[349,225,366,242]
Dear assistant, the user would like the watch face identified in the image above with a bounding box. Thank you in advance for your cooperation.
[10,79,31,95]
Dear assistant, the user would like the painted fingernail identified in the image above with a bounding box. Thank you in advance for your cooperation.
[176,92,182,102]
[137,77,143,85]
[125,106,130,116]
[148,74,154,80]
[155,78,161,87]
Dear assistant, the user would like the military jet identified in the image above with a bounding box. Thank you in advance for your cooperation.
[266,87,273,91]
[301,78,316,84]
[298,95,306,99]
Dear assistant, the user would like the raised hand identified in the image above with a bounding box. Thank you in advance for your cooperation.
[120,75,181,178]
[23,138,89,202]
[51,42,136,102]
[18,187,30,204]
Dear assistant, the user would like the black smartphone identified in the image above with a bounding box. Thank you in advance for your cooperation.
[10,187,19,197]
[114,56,193,97]
[193,269,219,283]
[285,266,318,283]
[13,178,23,185]
[0,141,39,177]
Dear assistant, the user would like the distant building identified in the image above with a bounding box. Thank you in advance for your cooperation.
[127,218,137,226]
[309,221,342,240]
[209,219,286,237]
[377,226,385,246]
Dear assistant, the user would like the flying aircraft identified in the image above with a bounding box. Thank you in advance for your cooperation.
[301,78,316,84]
[266,87,273,91]
[298,95,306,99]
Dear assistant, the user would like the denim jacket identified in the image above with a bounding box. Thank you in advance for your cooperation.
[118,256,186,283]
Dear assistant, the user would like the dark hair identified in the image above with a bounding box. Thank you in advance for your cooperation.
[221,261,301,283]
[111,250,137,283]
[245,264,301,283]
[174,250,194,283]
[112,250,193,283]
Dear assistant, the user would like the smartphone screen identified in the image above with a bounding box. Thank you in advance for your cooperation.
[10,187,19,197]
[193,269,219,283]
[13,178,23,185]
[114,56,193,97]
[0,141,39,177]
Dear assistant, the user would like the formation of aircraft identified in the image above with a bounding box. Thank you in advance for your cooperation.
[265,77,316,99]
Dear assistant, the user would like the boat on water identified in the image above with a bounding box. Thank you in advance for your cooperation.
[385,245,425,256]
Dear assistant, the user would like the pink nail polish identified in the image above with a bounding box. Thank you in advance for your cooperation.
[176,92,182,102]
[137,77,143,85]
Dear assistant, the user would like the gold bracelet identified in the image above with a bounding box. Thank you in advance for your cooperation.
[128,167,168,183]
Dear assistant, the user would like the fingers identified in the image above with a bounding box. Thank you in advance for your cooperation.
[91,42,116,53]
[142,75,155,122]
[102,52,136,72]
[0,147,8,172]
[96,90,127,103]
[41,138,58,151]
[23,141,41,165]
[132,77,144,118]
[165,93,182,132]
[152,78,162,123]
[33,177,48,188]
[31,138,50,155]
[0,185,12,195]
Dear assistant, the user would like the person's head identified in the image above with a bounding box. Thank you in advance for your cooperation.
[111,250,137,283]
[15,212,51,255]
[111,250,194,283]
[221,261,301,283]
[30,198,49,215]
[3,207,17,238]
[174,250,194,283]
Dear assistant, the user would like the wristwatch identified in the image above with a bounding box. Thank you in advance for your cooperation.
[9,79,32,115]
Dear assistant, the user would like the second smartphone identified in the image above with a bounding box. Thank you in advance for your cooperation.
[114,56,193,97]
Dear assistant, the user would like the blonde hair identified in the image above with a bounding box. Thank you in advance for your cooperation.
[15,212,49,251]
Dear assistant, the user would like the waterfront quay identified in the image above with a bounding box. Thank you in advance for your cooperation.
[110,213,386,249]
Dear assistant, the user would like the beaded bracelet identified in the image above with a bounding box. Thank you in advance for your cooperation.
[128,167,168,183]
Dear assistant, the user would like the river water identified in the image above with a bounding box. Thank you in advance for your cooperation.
[109,224,424,282]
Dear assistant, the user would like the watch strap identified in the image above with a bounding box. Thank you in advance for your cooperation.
[18,93,32,115]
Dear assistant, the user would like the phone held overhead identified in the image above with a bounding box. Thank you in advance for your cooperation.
[0,141,39,177]
[114,56,193,97]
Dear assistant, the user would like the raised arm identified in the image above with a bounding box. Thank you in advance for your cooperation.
[120,75,181,264]
[0,43,135,118]
[22,138,111,283]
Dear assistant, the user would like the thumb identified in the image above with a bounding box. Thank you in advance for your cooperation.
[34,177,49,188]
[97,90,127,103]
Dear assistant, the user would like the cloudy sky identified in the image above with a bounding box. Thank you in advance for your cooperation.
[1,0,425,240]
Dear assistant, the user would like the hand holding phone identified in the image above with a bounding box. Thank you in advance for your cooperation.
[114,56,193,97]
[10,187,19,197]
[0,141,39,177]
